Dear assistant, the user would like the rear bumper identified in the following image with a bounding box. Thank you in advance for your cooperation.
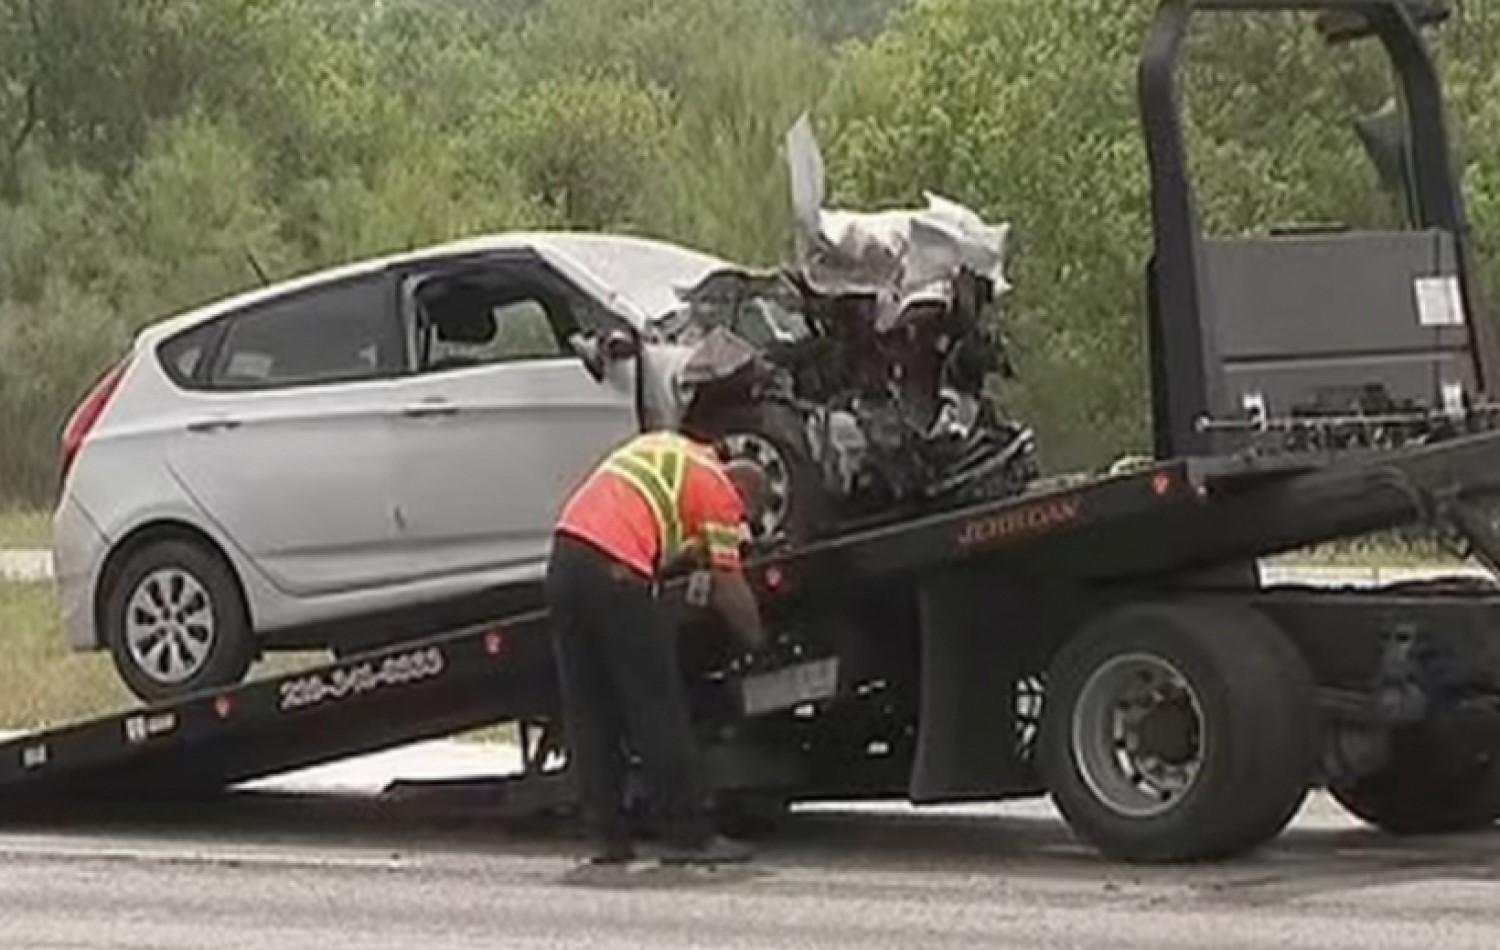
[53,496,108,651]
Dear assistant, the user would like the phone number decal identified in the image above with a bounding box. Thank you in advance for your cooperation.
[278,647,447,712]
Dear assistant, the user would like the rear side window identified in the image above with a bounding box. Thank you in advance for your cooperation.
[157,322,220,387]
[206,275,401,391]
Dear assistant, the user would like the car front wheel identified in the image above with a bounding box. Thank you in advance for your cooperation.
[103,537,255,703]
[692,401,831,545]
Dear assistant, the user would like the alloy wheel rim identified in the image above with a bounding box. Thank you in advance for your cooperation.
[124,568,216,685]
[721,432,793,539]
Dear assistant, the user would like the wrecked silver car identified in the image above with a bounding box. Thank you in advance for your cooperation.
[60,114,1036,701]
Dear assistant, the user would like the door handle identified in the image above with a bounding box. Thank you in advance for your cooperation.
[186,418,242,434]
[400,398,458,419]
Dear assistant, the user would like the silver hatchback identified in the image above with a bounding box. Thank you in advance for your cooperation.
[55,136,1024,703]
[53,233,736,701]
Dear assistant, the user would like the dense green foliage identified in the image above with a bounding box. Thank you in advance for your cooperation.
[2,0,1498,504]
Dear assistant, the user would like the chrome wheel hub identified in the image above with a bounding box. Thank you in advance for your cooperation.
[1071,653,1205,818]
[721,432,793,539]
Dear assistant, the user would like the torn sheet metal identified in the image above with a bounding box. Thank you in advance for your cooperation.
[785,113,1013,329]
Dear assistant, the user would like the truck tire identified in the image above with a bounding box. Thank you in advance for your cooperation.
[690,401,831,544]
[103,537,256,703]
[1038,603,1317,862]
[1330,721,1500,834]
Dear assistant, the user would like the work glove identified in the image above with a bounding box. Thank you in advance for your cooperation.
[662,539,710,578]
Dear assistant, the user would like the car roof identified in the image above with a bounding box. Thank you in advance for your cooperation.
[137,232,734,347]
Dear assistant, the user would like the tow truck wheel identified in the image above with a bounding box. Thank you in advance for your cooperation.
[1039,603,1317,862]
[103,537,255,703]
[1330,719,1500,834]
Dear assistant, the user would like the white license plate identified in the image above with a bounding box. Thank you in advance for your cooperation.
[739,658,840,716]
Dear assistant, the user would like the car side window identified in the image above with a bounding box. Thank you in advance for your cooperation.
[424,299,565,372]
[412,274,577,375]
[157,321,222,388]
[205,275,401,390]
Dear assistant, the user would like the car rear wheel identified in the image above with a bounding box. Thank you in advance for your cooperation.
[1039,603,1318,862]
[103,537,255,703]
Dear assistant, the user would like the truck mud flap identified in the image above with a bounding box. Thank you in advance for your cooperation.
[908,568,1035,802]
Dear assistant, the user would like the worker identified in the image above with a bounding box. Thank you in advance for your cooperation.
[546,428,770,866]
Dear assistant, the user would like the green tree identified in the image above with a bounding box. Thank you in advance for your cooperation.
[823,0,1158,469]
[3,0,1500,506]
[511,0,830,262]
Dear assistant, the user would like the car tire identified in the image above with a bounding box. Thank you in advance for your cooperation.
[1330,716,1500,834]
[691,401,832,544]
[103,537,255,703]
[1038,603,1317,863]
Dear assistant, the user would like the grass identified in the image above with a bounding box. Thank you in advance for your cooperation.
[0,581,336,731]
[1268,529,1473,570]
[1271,545,1470,569]
[0,507,51,549]
[0,581,129,730]
[0,580,519,742]
[453,723,519,745]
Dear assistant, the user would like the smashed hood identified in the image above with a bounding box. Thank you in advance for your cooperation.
[784,113,1012,330]
[643,115,1016,415]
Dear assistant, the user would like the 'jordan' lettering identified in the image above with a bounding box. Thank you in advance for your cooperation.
[956,497,1083,549]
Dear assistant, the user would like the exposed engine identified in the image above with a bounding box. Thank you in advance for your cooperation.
[661,256,1035,524]
[648,114,1038,533]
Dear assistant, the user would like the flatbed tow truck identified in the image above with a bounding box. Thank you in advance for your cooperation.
[7,0,1500,863]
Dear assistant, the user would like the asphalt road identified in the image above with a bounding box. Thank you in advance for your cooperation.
[2,791,1499,950]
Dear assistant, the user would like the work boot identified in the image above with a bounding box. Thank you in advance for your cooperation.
[657,833,754,866]
[585,834,637,866]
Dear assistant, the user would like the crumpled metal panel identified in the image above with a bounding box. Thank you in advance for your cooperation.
[784,113,1013,330]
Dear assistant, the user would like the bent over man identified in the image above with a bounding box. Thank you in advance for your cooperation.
[546,429,768,866]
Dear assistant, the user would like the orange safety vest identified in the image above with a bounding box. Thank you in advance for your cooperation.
[556,430,747,578]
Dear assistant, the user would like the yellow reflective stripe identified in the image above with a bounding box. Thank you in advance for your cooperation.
[702,523,742,546]
[660,443,684,494]
[702,527,742,557]
[605,461,678,558]
[608,453,683,557]
[620,434,690,500]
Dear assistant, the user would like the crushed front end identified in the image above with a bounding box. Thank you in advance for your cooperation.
[648,117,1037,539]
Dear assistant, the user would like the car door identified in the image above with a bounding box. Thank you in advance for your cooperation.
[387,259,639,586]
[165,272,409,597]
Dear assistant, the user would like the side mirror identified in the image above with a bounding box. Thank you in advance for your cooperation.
[568,329,640,382]
[568,332,606,381]
[602,329,640,361]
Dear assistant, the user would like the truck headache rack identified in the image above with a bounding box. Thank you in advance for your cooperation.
[1141,0,1500,460]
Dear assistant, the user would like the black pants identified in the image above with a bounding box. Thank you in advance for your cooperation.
[546,533,712,850]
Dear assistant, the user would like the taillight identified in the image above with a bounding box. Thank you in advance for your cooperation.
[60,359,129,487]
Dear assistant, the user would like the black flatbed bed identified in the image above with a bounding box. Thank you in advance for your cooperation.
[7,427,1500,807]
